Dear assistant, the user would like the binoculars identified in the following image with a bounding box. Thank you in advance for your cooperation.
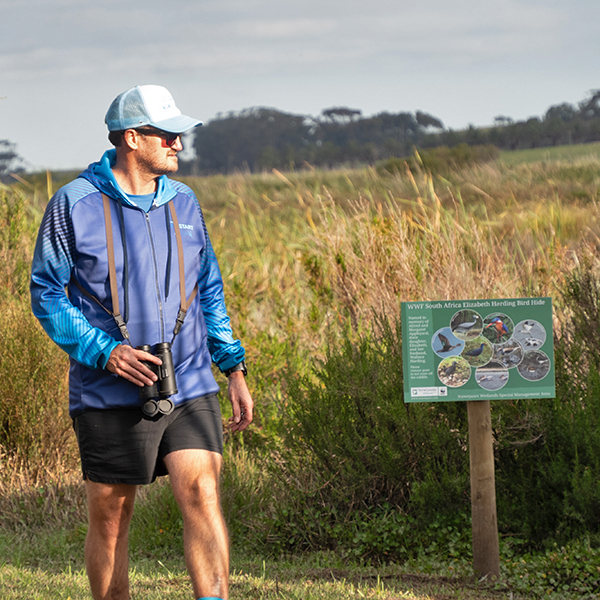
[137,343,178,417]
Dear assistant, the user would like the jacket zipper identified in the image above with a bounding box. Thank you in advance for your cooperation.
[145,213,165,341]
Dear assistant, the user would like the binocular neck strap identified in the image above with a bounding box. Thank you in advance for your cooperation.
[168,200,198,344]
[102,193,131,343]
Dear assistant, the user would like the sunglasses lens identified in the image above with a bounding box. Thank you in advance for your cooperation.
[136,128,180,147]
[161,133,179,148]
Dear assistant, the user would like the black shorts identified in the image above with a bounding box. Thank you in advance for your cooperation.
[73,393,223,485]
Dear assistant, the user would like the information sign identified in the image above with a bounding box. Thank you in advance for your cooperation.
[401,297,555,403]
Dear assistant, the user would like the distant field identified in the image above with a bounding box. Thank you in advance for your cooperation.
[500,141,600,165]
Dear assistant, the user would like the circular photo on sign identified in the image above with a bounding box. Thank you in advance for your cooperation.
[450,310,483,340]
[431,327,464,358]
[475,361,509,391]
[512,319,546,350]
[517,350,551,381]
[492,340,524,369]
[437,356,471,387]
[460,336,493,368]
[482,313,514,345]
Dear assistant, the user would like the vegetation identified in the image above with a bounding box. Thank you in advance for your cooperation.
[0,139,26,181]
[179,90,600,174]
[184,106,444,174]
[4,148,600,597]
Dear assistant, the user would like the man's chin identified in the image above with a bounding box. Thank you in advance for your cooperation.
[158,157,179,175]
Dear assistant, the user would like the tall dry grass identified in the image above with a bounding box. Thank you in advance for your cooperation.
[185,159,598,349]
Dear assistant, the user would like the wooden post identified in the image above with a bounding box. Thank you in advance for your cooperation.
[467,400,500,579]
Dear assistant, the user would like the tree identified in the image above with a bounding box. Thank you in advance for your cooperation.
[544,103,576,123]
[416,111,444,130]
[321,107,362,123]
[192,107,311,173]
[0,140,26,179]
[493,115,514,127]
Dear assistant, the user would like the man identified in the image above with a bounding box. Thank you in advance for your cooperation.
[30,84,253,600]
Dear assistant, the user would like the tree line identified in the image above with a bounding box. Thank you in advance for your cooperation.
[177,90,600,175]
[179,106,444,175]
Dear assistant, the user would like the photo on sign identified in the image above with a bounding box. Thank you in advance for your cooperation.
[437,356,471,387]
[482,313,514,344]
[512,319,546,350]
[492,340,524,369]
[450,310,483,340]
[432,327,464,357]
[475,361,509,391]
[461,336,493,367]
[517,350,551,381]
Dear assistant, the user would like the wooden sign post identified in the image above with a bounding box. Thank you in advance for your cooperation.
[467,400,500,579]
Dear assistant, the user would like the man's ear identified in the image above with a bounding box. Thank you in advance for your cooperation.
[122,129,140,150]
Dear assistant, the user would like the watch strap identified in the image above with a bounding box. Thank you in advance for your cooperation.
[222,360,247,377]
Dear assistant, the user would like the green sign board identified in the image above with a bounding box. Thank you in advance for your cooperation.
[401,297,555,402]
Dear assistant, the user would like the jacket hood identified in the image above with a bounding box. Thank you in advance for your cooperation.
[78,149,178,208]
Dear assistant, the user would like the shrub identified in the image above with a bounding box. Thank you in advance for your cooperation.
[0,190,74,478]
[270,315,471,559]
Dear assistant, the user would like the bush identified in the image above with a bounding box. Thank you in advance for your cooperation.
[0,190,74,478]
[269,315,471,559]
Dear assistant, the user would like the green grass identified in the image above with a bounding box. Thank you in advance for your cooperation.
[0,548,516,599]
[499,141,600,165]
[4,540,600,599]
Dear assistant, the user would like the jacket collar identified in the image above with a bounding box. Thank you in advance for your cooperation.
[79,149,178,209]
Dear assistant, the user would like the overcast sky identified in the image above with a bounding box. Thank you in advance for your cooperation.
[2,0,600,171]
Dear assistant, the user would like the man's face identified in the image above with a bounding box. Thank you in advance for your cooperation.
[134,129,183,176]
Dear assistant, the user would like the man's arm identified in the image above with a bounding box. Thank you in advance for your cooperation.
[30,190,120,369]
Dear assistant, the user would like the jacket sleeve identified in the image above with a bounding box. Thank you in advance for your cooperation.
[196,216,245,371]
[30,190,120,369]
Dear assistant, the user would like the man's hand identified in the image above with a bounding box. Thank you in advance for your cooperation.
[227,371,253,432]
[106,344,162,387]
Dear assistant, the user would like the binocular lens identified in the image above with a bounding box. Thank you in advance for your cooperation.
[157,398,174,415]
[142,398,174,417]
[142,399,159,417]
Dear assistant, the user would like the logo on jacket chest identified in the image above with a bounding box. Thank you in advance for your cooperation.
[171,221,194,237]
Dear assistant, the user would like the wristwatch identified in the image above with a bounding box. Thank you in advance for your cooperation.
[222,360,247,377]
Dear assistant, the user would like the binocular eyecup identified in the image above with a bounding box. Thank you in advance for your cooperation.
[137,343,178,417]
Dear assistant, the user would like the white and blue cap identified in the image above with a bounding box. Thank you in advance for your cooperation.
[105,85,202,133]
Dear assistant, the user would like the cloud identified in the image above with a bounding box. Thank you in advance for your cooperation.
[2,0,567,85]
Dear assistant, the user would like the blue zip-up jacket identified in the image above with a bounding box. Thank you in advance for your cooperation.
[30,149,245,418]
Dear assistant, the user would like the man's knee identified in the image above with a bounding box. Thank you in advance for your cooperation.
[176,473,221,515]
[165,449,223,512]
[86,482,137,539]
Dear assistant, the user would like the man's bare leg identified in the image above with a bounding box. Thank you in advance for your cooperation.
[84,481,137,600]
[164,449,228,600]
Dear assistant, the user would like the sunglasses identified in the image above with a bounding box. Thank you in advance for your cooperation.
[135,128,182,148]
